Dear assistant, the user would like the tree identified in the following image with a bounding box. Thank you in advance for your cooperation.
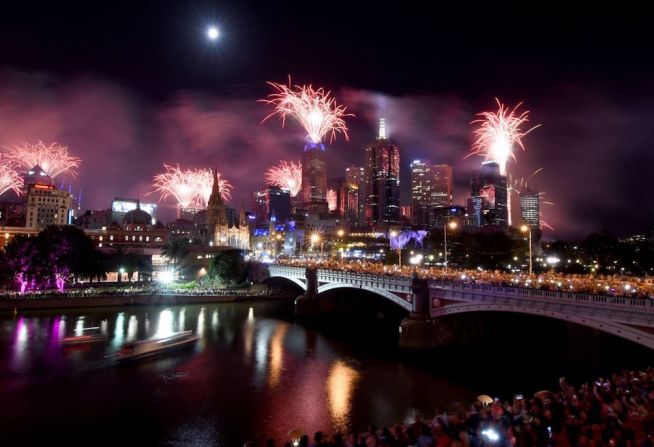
[2,225,106,293]
[207,249,246,286]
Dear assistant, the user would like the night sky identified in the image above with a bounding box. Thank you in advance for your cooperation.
[0,1,652,238]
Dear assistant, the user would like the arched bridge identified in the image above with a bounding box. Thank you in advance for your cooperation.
[250,263,654,349]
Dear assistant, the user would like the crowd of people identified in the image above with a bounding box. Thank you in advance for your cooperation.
[246,368,654,447]
[275,259,654,300]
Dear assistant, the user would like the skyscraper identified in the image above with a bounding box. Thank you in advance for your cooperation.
[252,186,291,224]
[344,166,364,227]
[431,164,453,208]
[301,143,328,214]
[469,162,508,228]
[410,161,453,226]
[365,116,400,227]
[410,159,431,226]
[520,189,540,230]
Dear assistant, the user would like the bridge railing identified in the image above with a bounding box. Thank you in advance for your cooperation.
[430,279,654,310]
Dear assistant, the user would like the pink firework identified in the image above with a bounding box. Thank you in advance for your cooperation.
[0,157,23,196]
[265,160,302,197]
[194,168,232,206]
[7,141,81,178]
[468,99,540,176]
[326,189,338,212]
[152,164,201,209]
[261,78,352,144]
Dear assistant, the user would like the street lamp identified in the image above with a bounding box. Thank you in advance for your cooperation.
[337,229,345,238]
[390,230,401,267]
[520,224,533,276]
[310,232,323,257]
[444,221,457,272]
[409,253,423,275]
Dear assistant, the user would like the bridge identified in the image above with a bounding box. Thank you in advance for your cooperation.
[250,263,654,349]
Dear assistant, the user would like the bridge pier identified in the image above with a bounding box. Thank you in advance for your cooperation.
[295,267,321,316]
[399,276,453,349]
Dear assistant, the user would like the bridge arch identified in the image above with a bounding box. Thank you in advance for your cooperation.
[262,274,307,292]
[317,283,413,312]
[431,303,654,349]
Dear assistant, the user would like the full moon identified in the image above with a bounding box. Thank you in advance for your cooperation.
[207,26,219,40]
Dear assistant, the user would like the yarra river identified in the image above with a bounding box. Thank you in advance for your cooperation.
[0,299,652,445]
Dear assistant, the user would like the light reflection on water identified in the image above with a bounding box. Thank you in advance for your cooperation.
[0,301,486,445]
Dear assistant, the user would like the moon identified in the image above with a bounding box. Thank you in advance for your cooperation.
[207,26,219,41]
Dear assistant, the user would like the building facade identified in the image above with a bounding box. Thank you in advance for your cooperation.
[252,186,291,224]
[301,143,328,214]
[26,184,73,229]
[344,166,364,227]
[520,189,540,230]
[206,169,250,249]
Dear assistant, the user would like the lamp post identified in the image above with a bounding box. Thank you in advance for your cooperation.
[390,230,401,267]
[520,224,533,276]
[310,233,321,258]
[444,221,457,272]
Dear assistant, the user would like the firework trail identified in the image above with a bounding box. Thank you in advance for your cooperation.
[326,188,337,212]
[0,157,23,196]
[7,141,81,179]
[261,77,352,144]
[265,160,302,197]
[195,168,232,206]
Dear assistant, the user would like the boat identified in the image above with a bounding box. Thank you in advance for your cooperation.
[61,327,106,346]
[114,331,199,363]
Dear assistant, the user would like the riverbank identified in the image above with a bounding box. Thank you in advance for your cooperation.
[0,293,295,312]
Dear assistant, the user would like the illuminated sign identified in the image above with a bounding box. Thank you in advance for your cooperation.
[111,200,157,216]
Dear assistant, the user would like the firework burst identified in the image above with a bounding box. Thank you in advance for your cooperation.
[326,188,338,212]
[265,160,302,197]
[7,141,81,178]
[468,99,540,176]
[0,157,23,196]
[261,78,352,144]
[195,168,232,206]
[152,165,232,209]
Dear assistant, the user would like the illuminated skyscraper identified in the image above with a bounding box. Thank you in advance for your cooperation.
[410,159,431,226]
[410,161,453,226]
[344,166,364,227]
[469,161,508,228]
[365,115,400,226]
[301,143,328,214]
[520,189,540,230]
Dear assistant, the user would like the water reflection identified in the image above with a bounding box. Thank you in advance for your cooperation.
[327,360,360,432]
[268,323,288,387]
[156,309,174,338]
[12,317,28,370]
[197,308,206,350]
[112,312,125,349]
[127,315,138,342]
[74,316,85,336]
[178,308,186,332]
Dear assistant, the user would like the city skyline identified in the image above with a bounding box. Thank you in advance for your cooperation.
[0,3,652,238]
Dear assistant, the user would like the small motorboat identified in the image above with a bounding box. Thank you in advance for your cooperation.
[61,327,106,346]
[114,331,199,363]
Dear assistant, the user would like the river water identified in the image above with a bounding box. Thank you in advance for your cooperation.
[0,300,651,445]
